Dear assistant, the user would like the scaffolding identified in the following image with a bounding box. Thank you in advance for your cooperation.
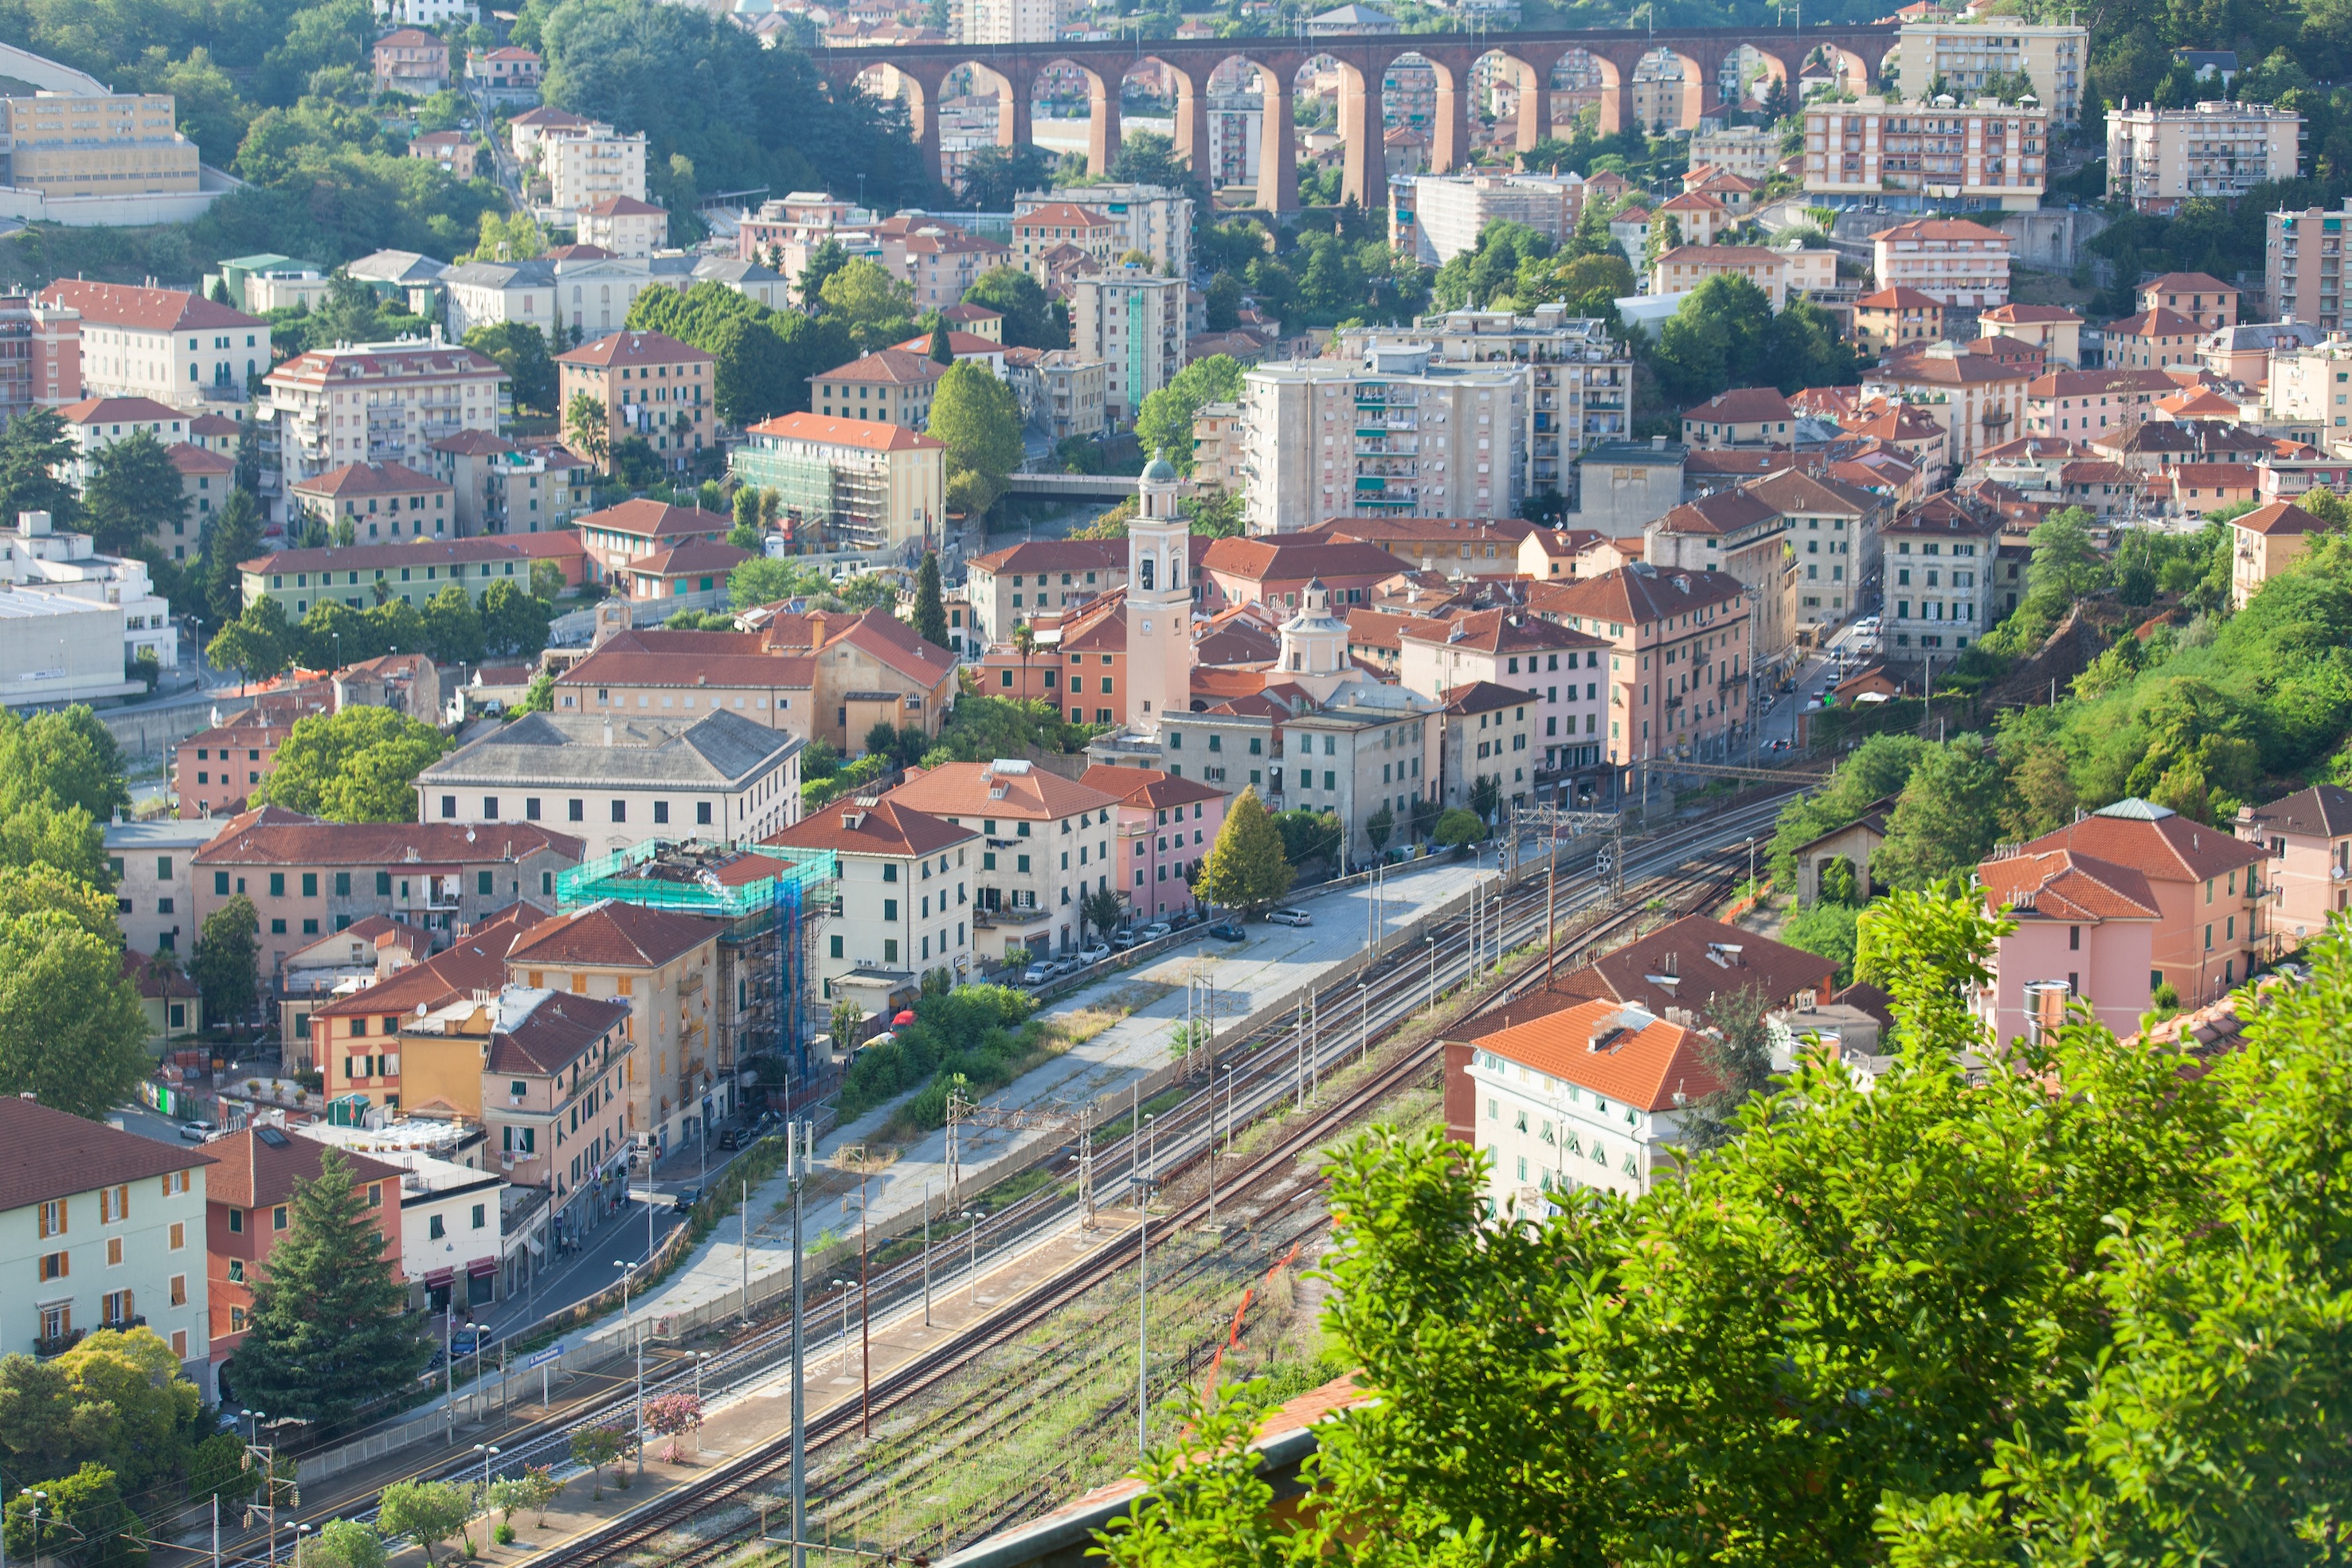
[556,839,839,1085]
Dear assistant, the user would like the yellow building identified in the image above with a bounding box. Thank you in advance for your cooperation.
[3,93,199,197]
[731,413,945,553]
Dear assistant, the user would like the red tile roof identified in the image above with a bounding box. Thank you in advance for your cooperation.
[241,537,534,576]
[1977,848,2162,923]
[762,796,976,858]
[1078,764,1227,810]
[507,900,721,970]
[2015,800,2264,885]
[1198,538,1412,584]
[2229,500,2320,537]
[0,1097,213,1214]
[2105,307,2204,339]
[311,903,554,1021]
[1855,285,1945,310]
[970,538,1128,576]
[575,498,730,542]
[60,395,187,425]
[205,1126,405,1212]
[890,331,1002,358]
[1530,565,1747,625]
[1396,606,1604,653]
[167,442,235,477]
[486,991,634,1076]
[581,195,663,217]
[289,461,451,500]
[1556,915,1835,1020]
[1682,386,1796,425]
[191,807,583,867]
[744,413,945,452]
[558,330,713,368]
[885,759,1118,823]
[41,280,262,332]
[812,348,946,387]
[1466,996,1720,1112]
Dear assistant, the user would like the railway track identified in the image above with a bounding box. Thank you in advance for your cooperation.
[529,812,1767,1568]
[205,794,1791,1568]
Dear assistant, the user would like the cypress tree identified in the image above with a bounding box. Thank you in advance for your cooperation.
[914,550,949,650]
[228,1146,429,1424]
[929,319,953,365]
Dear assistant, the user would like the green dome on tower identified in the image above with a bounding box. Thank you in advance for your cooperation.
[1141,448,1179,484]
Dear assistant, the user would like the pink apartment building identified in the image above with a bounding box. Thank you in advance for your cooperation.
[1080,765,1227,921]
[1975,845,2160,1043]
[2237,783,2352,957]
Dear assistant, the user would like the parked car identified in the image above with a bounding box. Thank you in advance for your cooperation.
[450,1325,490,1356]
[178,1120,216,1142]
[1077,941,1111,965]
[1022,960,1057,985]
[1110,929,1140,951]
[719,1128,746,1151]
[673,1185,702,1213]
[1266,908,1312,927]
[1139,921,1172,942]
[1207,921,1246,943]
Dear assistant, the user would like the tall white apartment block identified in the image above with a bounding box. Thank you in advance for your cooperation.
[2107,100,2302,216]
[1895,20,2088,127]
[962,0,1063,43]
[1406,174,1579,265]
[261,336,507,522]
[1015,184,1194,280]
[1804,96,2049,211]
[1070,266,1189,428]
[543,125,648,219]
[1241,344,1529,536]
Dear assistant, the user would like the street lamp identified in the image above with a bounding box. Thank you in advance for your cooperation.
[613,1260,644,1475]
[473,1442,499,1494]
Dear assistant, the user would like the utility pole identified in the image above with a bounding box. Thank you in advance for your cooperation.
[1545,807,1560,989]
[790,1121,808,1568]
[922,1179,931,1327]
[859,1169,871,1438]
[1134,1158,1149,1457]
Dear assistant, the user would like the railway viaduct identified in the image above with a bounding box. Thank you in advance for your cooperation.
[813,23,1897,209]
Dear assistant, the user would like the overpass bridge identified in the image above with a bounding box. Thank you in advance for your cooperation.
[816,22,1895,205]
[1003,471,1149,499]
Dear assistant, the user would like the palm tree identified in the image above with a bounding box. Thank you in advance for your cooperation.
[1012,620,1036,702]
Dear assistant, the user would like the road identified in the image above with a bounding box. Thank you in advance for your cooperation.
[1757,619,1876,753]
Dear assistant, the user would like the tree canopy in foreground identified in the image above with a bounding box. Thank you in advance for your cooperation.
[1102,882,2352,1567]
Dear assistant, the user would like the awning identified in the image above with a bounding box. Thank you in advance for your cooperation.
[466,1257,496,1278]
[421,1267,456,1288]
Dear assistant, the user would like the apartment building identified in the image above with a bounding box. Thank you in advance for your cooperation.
[1334,307,1635,491]
[894,225,1013,311]
[1078,765,1226,922]
[1528,563,1751,768]
[556,330,712,475]
[287,460,454,539]
[882,759,1120,961]
[574,195,667,259]
[261,337,505,522]
[765,796,978,999]
[1461,997,1713,1210]
[1870,218,2012,308]
[1649,244,1837,310]
[2107,100,2303,216]
[0,1097,213,1372]
[1678,386,1798,449]
[1642,488,1798,675]
[2267,202,2352,336]
[442,251,708,346]
[0,294,82,419]
[190,806,581,970]
[1243,345,1530,534]
[1071,267,1188,428]
[1880,495,2001,659]
[1686,123,1783,180]
[1264,678,1444,870]
[238,535,572,617]
[106,816,217,960]
[417,710,804,854]
[428,430,593,535]
[1397,608,1607,792]
[1039,350,1108,442]
[503,901,727,1153]
[1010,201,1119,284]
[811,350,942,428]
[170,694,331,819]
[206,1126,402,1359]
[1014,184,1193,280]
[57,394,193,487]
[1406,174,1578,265]
[38,281,263,405]
[730,414,945,553]
[2227,499,2319,610]
[542,124,649,219]
[1978,303,2084,367]
[2237,783,2352,955]
[1433,680,1540,821]
[1805,96,2049,211]
[4,91,198,199]
[965,538,1127,645]
[1895,18,2087,126]
[307,902,544,1109]
[1747,467,1885,635]
[1853,286,1946,358]
[1869,342,2034,467]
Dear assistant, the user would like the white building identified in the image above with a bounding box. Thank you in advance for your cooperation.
[1015,184,1194,280]
[37,280,265,406]
[260,335,506,522]
[542,124,649,221]
[1071,266,1189,428]
[1463,997,1712,1211]
[0,1096,213,1374]
[1881,497,2002,661]
[1397,607,1609,791]
[1869,218,2013,308]
[1241,343,1531,534]
[1407,174,1579,265]
[1685,124,1783,180]
[0,510,175,675]
[1895,19,2088,126]
[963,0,1065,44]
[1804,96,2049,211]
[762,795,979,1007]
[296,1124,506,1309]
[106,816,218,960]
[415,710,804,854]
[881,759,1122,963]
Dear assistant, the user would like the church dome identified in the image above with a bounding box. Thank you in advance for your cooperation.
[1140,448,1179,484]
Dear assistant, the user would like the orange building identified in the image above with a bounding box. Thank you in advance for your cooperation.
[205,1126,405,1362]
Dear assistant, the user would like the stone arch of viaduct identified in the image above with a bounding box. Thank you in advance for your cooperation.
[816,25,1894,211]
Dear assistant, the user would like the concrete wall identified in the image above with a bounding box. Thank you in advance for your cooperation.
[103,694,250,763]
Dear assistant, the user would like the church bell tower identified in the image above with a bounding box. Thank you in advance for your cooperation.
[1129,449,1193,737]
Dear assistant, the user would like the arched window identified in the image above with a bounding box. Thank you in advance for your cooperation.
[1139,557,1155,591]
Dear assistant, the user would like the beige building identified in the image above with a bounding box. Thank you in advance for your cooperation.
[506,901,722,1153]
[2266,204,2351,337]
[2228,499,2319,610]
[1072,266,1189,428]
[1014,184,1193,281]
[542,124,648,219]
[1407,174,1577,265]
[1895,19,2088,126]
[4,93,199,197]
[575,196,668,259]
[1685,124,1783,180]
[556,330,712,475]
[2107,100,2303,216]
[1039,349,1108,440]
[1804,96,2049,211]
[1191,399,1246,491]
[287,460,455,541]
[1978,303,2083,366]
[1648,244,1836,311]
[882,759,1121,962]
[2265,338,2352,432]
[1870,218,2013,309]
[731,414,945,553]
[1880,496,2001,659]
[763,796,978,1003]
[38,280,264,405]
[1642,489,1798,675]
[2237,784,2352,956]
[1869,342,2034,467]
[812,349,942,428]
[261,337,506,522]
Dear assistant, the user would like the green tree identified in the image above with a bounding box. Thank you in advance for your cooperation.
[1080,884,1123,945]
[206,598,295,684]
[230,1146,429,1426]
[1871,737,2006,891]
[1133,355,1245,477]
[567,1425,628,1493]
[0,406,80,532]
[514,671,555,715]
[375,1481,476,1567]
[83,431,187,557]
[957,143,1052,211]
[816,258,916,350]
[1365,802,1394,854]
[530,557,569,604]
[707,312,798,426]
[420,581,484,666]
[965,267,1063,350]
[796,237,850,311]
[0,909,150,1119]
[1203,271,1243,331]
[1434,807,1485,848]
[828,999,863,1057]
[1780,897,1861,983]
[191,894,260,1034]
[926,316,953,365]
[205,489,265,628]
[565,391,609,467]
[255,707,452,823]
[1678,985,1777,1152]
[0,706,128,825]
[1273,808,1341,870]
[463,322,558,413]
[914,551,949,650]
[1194,786,1294,914]
[480,579,554,660]
[1,1463,143,1568]
[0,864,119,942]
[302,1518,387,1568]
[2026,504,2105,605]
[928,360,1024,520]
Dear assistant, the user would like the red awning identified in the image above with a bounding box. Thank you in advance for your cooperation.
[892,1010,915,1026]
[466,1257,497,1277]
[421,1267,456,1287]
